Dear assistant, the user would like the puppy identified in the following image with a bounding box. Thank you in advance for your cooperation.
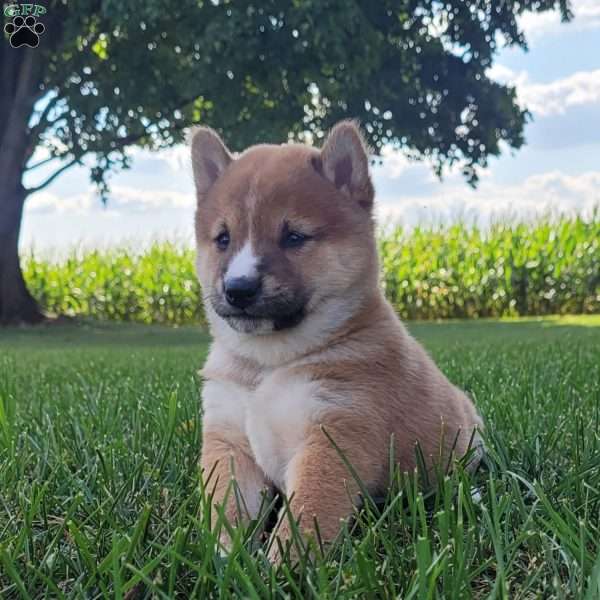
[191,121,483,561]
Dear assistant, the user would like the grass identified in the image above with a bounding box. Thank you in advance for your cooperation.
[1,316,600,598]
[22,216,600,325]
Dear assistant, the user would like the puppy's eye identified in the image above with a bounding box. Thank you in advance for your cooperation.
[214,231,230,251]
[281,229,310,249]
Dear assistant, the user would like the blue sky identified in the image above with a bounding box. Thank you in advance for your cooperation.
[21,0,600,252]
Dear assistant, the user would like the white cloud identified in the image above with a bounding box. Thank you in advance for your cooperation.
[23,166,600,251]
[487,65,600,117]
[160,145,192,173]
[26,190,95,215]
[109,185,193,211]
[376,171,600,228]
[27,156,599,234]
[520,69,600,116]
[126,144,192,175]
[376,147,413,178]
[485,64,526,87]
[519,0,600,41]
[25,185,193,216]
[519,10,566,41]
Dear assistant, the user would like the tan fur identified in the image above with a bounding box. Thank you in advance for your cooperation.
[191,121,483,561]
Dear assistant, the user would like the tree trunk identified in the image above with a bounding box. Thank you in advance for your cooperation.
[0,183,44,324]
[0,47,45,325]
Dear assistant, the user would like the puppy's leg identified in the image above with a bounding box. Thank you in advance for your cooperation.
[268,423,381,563]
[201,428,270,550]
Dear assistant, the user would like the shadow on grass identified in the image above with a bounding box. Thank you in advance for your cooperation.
[1,315,598,353]
[0,318,211,351]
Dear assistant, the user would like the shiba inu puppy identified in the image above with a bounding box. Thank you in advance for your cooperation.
[191,121,483,561]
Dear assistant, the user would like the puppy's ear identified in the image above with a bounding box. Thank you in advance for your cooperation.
[317,120,373,209]
[190,127,233,200]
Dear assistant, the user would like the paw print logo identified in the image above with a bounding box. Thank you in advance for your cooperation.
[4,15,45,48]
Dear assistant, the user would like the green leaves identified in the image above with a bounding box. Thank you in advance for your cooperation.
[23,242,204,324]
[22,216,600,324]
[24,0,573,191]
[90,35,108,61]
[379,216,600,320]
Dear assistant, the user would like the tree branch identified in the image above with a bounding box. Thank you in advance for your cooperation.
[27,91,64,144]
[95,116,192,155]
[25,152,69,171]
[25,158,80,195]
[24,95,197,194]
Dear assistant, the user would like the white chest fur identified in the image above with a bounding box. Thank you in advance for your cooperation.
[202,374,326,492]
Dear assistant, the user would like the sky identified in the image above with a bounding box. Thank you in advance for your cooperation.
[20,0,600,253]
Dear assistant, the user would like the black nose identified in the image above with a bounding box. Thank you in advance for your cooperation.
[224,276,261,309]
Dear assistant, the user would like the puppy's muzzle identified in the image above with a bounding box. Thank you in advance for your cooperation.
[224,276,262,309]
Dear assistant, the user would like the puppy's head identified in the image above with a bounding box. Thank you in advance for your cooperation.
[191,121,378,338]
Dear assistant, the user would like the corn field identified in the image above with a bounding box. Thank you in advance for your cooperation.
[23,217,600,324]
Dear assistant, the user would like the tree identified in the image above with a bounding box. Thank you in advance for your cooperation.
[1,0,572,324]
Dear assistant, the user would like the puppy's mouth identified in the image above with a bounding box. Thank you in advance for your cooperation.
[213,301,307,334]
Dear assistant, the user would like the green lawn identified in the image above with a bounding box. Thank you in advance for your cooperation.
[1,316,599,598]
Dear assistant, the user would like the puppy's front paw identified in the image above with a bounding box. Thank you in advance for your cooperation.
[266,542,284,566]
[267,527,323,566]
[219,542,232,558]
[266,524,298,566]
[267,529,290,565]
[217,533,233,558]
